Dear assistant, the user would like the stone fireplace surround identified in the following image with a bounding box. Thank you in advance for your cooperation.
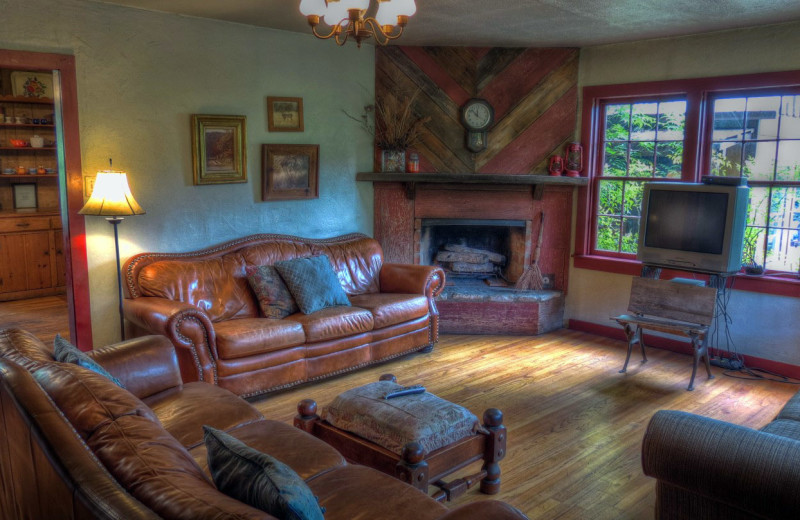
[358,172,587,335]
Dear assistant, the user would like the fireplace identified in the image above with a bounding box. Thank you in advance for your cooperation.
[361,173,587,335]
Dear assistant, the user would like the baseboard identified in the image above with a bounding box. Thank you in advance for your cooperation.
[568,319,800,380]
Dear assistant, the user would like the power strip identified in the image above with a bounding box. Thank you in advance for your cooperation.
[710,357,743,371]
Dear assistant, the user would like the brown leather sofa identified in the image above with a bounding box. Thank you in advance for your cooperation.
[642,401,800,519]
[0,328,528,520]
[122,233,445,398]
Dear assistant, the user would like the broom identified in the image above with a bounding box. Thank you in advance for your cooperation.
[515,212,546,291]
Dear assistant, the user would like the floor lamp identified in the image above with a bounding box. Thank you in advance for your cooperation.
[79,164,145,341]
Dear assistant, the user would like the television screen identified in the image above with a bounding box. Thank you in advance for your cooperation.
[644,190,729,254]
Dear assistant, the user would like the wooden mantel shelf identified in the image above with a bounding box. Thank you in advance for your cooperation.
[356,172,587,200]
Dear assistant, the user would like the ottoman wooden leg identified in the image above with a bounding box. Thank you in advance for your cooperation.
[294,399,319,433]
[396,442,429,493]
[480,408,506,495]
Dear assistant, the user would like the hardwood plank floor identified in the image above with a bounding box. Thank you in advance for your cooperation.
[0,295,70,345]
[250,330,797,520]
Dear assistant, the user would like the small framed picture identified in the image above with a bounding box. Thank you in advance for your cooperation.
[191,114,247,185]
[267,97,304,132]
[13,184,37,209]
[262,144,319,201]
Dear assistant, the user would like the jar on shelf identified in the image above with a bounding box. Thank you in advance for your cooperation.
[406,152,420,173]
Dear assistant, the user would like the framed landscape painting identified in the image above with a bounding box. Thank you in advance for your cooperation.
[262,144,319,201]
[191,114,247,185]
[267,97,304,132]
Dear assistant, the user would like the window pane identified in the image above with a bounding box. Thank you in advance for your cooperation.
[711,141,742,177]
[605,104,630,141]
[603,142,628,176]
[657,101,686,140]
[746,96,780,140]
[623,182,644,217]
[596,216,621,252]
[742,226,766,266]
[747,187,770,227]
[629,141,655,177]
[779,96,800,139]
[630,103,657,141]
[655,142,683,178]
[768,187,800,228]
[765,227,799,272]
[776,141,800,181]
[598,180,623,215]
[621,218,640,254]
[713,97,746,141]
[743,140,776,180]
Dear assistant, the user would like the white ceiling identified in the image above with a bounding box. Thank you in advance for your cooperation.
[91,0,800,47]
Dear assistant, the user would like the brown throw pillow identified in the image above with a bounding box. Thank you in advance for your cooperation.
[246,265,299,319]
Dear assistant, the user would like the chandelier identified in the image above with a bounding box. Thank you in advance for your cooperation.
[299,0,417,48]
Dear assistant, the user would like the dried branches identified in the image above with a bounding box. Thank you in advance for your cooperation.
[345,90,429,151]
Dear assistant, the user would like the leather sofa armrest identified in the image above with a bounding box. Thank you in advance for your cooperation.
[89,335,183,400]
[379,263,446,298]
[642,410,800,517]
[123,297,219,386]
[439,500,529,519]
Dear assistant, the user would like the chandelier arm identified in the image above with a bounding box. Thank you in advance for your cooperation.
[363,18,404,45]
[311,24,345,40]
[334,29,350,46]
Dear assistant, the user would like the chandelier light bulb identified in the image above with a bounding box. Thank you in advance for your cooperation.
[299,0,326,16]
[299,0,415,47]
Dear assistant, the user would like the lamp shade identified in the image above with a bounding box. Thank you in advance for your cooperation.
[299,0,327,16]
[79,171,145,217]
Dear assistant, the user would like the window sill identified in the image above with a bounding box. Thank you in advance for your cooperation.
[573,255,800,298]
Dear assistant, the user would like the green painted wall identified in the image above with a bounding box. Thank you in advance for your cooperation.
[0,0,375,345]
[572,21,800,367]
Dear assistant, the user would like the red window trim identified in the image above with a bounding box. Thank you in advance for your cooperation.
[576,69,800,298]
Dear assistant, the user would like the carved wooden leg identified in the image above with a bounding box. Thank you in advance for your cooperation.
[480,408,505,495]
[379,373,397,383]
[294,399,319,433]
[395,442,428,493]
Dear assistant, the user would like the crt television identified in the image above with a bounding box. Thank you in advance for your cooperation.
[637,182,749,274]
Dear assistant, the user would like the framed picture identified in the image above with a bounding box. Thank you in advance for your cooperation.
[267,97,304,132]
[262,144,319,201]
[10,71,54,99]
[13,184,37,209]
[191,114,247,185]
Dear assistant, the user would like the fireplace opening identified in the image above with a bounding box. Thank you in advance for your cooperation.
[420,219,528,286]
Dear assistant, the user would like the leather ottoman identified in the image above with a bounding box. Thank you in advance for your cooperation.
[294,375,507,502]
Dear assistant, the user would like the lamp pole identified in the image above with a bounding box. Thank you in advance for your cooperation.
[107,216,126,341]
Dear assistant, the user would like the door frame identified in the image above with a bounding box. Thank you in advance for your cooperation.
[0,49,92,347]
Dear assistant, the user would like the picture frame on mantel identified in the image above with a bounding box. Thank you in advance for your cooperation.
[267,97,304,132]
[191,114,247,185]
[262,144,319,201]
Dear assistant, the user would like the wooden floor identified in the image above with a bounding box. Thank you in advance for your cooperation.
[0,295,70,346]
[250,331,797,520]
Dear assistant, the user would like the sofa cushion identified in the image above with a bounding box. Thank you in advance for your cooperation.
[191,419,346,482]
[204,426,325,520]
[285,306,373,343]
[90,414,270,520]
[275,255,351,314]
[53,334,124,387]
[246,265,299,319]
[215,318,306,360]
[761,419,800,441]
[776,391,800,422]
[145,381,264,449]
[307,465,447,520]
[32,362,161,439]
[347,293,429,329]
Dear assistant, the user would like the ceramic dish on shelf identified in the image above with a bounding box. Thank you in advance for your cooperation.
[2,168,16,175]
[9,138,28,148]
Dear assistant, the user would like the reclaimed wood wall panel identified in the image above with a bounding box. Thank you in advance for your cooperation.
[376,46,579,175]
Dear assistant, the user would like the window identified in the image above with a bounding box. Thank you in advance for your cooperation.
[577,71,800,295]
[596,99,686,255]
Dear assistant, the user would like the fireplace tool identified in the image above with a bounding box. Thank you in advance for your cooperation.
[515,211,545,290]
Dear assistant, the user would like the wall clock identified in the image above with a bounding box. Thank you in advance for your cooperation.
[460,98,494,153]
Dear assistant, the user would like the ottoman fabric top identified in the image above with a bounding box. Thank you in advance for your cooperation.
[322,381,480,456]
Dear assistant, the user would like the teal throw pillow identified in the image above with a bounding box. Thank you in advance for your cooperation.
[274,255,350,314]
[246,265,299,319]
[203,426,325,520]
[53,334,125,388]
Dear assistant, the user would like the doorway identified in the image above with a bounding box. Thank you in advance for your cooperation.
[0,49,91,347]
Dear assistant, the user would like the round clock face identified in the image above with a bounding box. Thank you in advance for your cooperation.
[462,99,494,131]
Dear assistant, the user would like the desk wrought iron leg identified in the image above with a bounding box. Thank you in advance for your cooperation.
[688,334,701,391]
[620,324,645,374]
[702,336,714,380]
